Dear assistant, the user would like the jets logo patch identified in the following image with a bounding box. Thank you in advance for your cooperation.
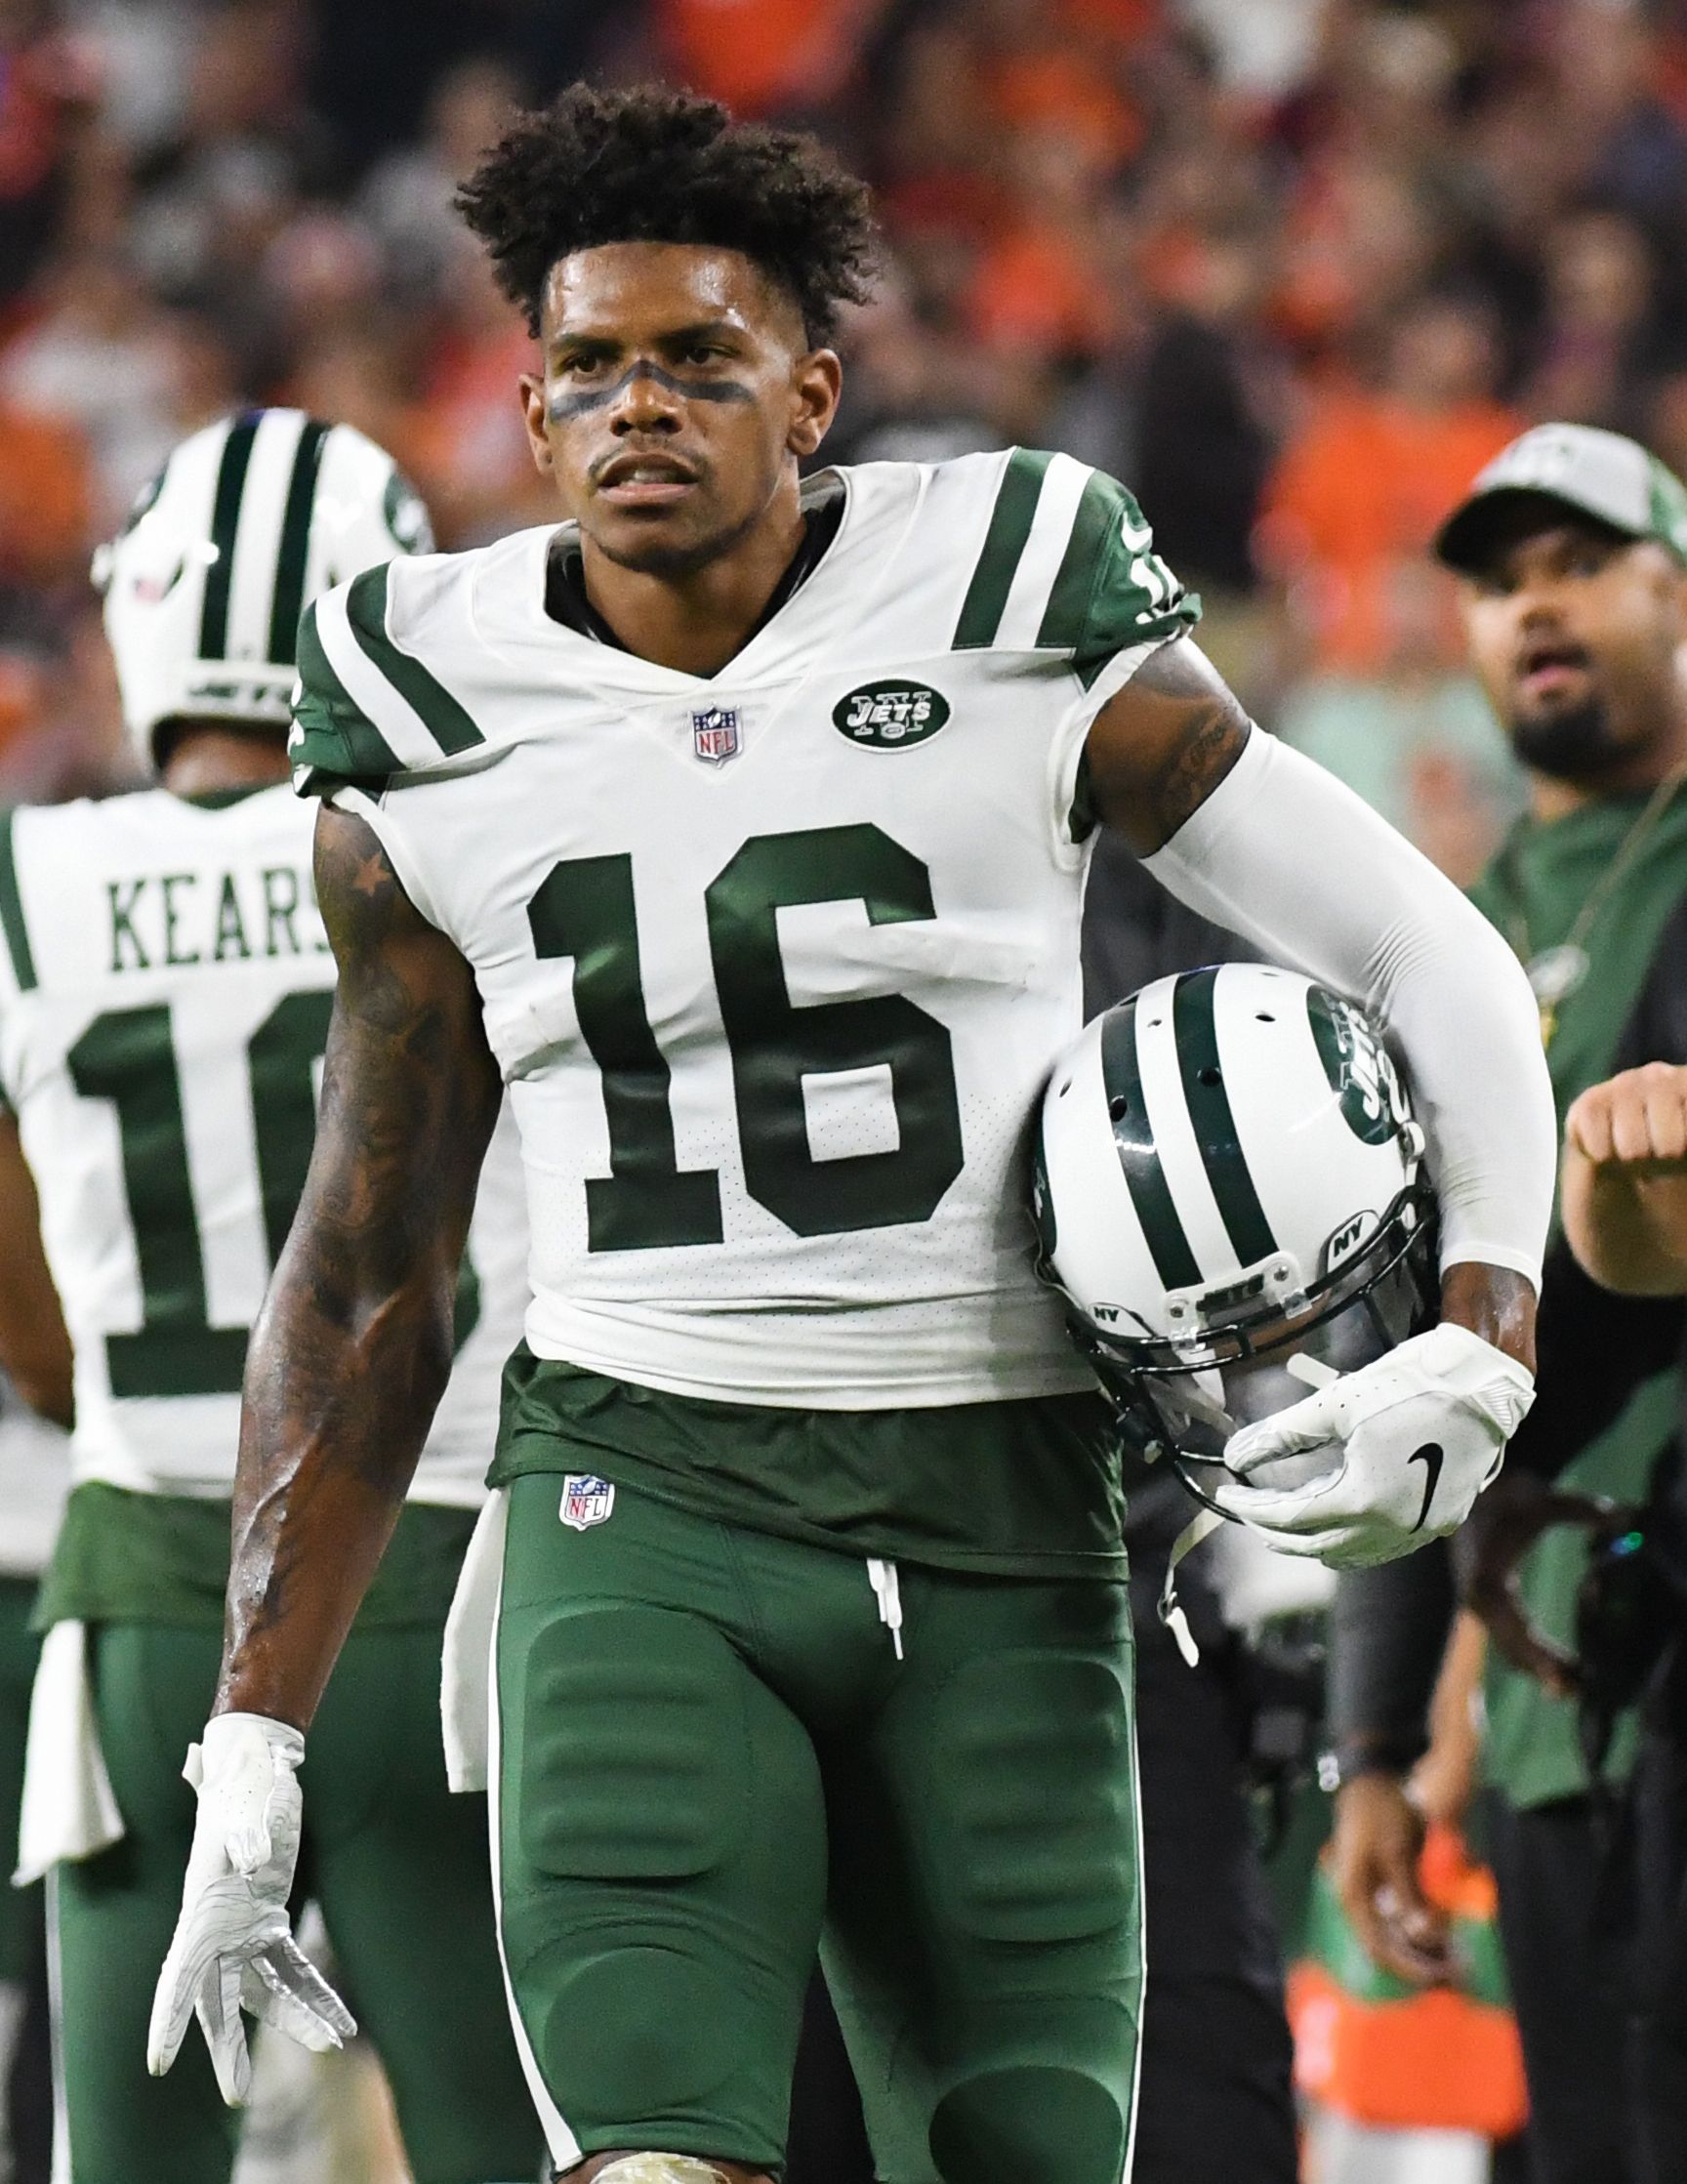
[832,680,950,751]
[559,1474,616,1531]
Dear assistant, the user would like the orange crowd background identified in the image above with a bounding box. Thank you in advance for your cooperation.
[3,0,1686,875]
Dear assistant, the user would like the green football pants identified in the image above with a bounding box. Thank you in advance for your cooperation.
[495,1475,1143,2184]
[51,1618,545,2184]
[0,1576,41,1986]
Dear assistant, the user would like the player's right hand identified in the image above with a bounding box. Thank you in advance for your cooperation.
[147,1711,355,2105]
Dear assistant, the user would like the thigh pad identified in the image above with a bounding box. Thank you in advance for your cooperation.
[922,1648,1135,1948]
[510,1603,751,1883]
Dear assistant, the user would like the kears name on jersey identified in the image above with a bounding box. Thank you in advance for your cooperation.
[103,861,330,974]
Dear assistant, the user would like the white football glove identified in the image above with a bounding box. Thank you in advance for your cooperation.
[1207,1322,1535,1570]
[147,1712,355,2105]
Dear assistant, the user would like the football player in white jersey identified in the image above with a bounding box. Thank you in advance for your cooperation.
[151,89,1556,2184]
[0,410,543,2183]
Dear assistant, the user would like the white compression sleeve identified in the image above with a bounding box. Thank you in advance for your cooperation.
[1140,729,1555,1289]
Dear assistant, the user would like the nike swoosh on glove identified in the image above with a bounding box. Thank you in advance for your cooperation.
[147,1712,355,2104]
[1208,1322,1535,1570]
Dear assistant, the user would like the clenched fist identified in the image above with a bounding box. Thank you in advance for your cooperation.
[1562,1061,1687,1297]
[1566,1060,1687,1172]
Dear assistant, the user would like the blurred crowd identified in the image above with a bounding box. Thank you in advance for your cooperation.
[2,0,1686,860]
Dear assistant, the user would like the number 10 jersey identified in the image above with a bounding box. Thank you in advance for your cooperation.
[291,448,1200,1410]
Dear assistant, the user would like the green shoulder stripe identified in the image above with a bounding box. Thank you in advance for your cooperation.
[1038,471,1199,689]
[953,448,1053,649]
[0,809,38,993]
[290,599,403,791]
[343,564,484,757]
[1037,471,1120,652]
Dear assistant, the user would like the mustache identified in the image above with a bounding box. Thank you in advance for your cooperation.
[547,361,757,423]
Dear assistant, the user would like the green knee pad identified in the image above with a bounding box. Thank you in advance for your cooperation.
[929,2065,1131,2184]
[498,1596,825,2164]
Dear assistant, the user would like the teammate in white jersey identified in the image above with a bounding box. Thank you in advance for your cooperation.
[152,90,1555,2184]
[0,410,542,2183]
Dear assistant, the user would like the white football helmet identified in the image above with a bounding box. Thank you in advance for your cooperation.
[1033,962,1438,1506]
[95,408,432,770]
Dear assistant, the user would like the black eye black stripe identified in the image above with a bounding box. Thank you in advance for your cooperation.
[547,360,756,421]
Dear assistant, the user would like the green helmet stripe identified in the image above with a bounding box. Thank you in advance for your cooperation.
[953,448,1053,649]
[267,418,331,666]
[197,414,260,660]
[0,811,38,993]
[342,563,484,755]
[1099,998,1201,1290]
[1173,967,1278,1267]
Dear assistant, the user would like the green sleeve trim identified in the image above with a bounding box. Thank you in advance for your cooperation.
[952,448,1053,649]
[0,810,38,993]
[344,563,485,757]
[290,599,404,796]
[1037,472,1199,689]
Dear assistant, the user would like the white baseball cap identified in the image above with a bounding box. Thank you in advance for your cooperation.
[1435,422,1687,574]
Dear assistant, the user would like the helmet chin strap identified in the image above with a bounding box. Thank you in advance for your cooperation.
[1156,1350,1345,1666]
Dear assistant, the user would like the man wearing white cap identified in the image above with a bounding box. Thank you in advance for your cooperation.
[1331,421,1687,2184]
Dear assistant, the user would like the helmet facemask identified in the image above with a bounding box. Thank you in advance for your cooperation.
[1065,1181,1440,1509]
[1033,964,1439,1509]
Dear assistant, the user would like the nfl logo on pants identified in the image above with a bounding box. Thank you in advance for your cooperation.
[559,1473,616,1531]
[692,705,741,764]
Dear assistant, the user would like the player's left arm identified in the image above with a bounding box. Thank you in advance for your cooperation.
[1084,636,1552,1373]
[0,1112,73,1427]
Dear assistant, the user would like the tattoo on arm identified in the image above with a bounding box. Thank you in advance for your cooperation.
[219,803,501,1726]
[1084,637,1253,854]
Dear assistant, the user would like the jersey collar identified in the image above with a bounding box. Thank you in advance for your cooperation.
[472,462,924,694]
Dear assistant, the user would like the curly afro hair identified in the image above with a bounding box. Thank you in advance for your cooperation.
[455,84,881,348]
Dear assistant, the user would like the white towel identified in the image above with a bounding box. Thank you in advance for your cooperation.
[14,1621,125,1885]
[439,1490,508,1793]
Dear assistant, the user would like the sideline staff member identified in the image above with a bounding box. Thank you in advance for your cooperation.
[1328,425,1687,2184]
[1528,914,1687,2175]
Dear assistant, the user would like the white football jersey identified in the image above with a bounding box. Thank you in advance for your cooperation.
[290,449,1198,1408]
[0,782,526,1501]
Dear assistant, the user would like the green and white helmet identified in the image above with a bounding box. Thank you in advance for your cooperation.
[1034,963,1437,1496]
[95,408,432,770]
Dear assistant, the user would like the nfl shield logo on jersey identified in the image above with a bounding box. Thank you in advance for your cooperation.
[691,705,741,765]
[559,1473,616,1531]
